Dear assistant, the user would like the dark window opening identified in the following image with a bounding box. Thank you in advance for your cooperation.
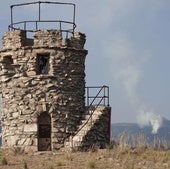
[2,56,15,76]
[37,55,50,74]
[4,56,13,64]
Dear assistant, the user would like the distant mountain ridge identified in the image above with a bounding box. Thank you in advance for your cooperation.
[111,119,170,142]
[162,117,170,126]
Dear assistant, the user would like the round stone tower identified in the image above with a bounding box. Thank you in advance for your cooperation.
[0,2,87,151]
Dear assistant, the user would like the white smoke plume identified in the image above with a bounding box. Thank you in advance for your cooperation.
[137,111,163,134]
[104,32,143,107]
[103,32,163,134]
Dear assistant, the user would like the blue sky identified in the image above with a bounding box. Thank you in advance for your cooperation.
[1,0,170,123]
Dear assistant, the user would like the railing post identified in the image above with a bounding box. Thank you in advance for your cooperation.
[59,21,61,31]
[90,110,92,126]
[73,4,76,33]
[10,5,13,30]
[66,31,68,39]
[38,1,41,21]
[24,21,26,30]
[87,87,89,107]
[104,86,106,106]
[107,87,110,106]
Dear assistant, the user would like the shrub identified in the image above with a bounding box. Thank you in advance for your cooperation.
[49,166,54,169]
[56,160,62,166]
[23,161,28,169]
[12,147,24,155]
[1,157,8,165]
[86,160,95,169]
[66,153,73,161]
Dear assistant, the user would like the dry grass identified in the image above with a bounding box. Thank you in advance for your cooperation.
[115,131,170,150]
[0,132,169,169]
[0,146,169,169]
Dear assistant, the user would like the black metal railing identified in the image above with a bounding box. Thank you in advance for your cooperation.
[9,1,76,36]
[85,86,109,107]
[71,86,110,138]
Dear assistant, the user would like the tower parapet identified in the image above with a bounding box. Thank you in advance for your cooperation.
[2,30,27,50]
[1,30,86,50]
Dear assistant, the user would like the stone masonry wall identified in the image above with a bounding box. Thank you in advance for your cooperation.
[0,30,87,151]
[65,106,111,151]
[80,107,111,150]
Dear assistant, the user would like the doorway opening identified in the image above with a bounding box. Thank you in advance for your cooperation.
[38,112,51,151]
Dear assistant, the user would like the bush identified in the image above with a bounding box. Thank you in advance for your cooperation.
[86,160,95,169]
[23,161,28,169]
[12,147,24,155]
[1,157,8,165]
[56,160,62,166]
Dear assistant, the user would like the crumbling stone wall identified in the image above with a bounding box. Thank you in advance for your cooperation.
[0,30,87,151]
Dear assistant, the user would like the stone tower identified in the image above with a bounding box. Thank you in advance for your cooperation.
[0,2,111,152]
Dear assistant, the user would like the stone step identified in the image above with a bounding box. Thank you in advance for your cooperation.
[75,129,89,136]
[64,106,108,150]
[72,135,83,142]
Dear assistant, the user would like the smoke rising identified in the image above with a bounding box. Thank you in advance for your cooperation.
[104,32,143,106]
[104,32,163,134]
[77,0,169,128]
[137,111,163,134]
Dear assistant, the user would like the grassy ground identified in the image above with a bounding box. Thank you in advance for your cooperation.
[0,146,169,169]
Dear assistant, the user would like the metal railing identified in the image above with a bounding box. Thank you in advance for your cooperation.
[72,86,110,137]
[85,86,110,107]
[8,1,76,36]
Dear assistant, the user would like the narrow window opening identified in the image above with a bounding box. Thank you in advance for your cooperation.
[2,56,15,76]
[4,56,13,64]
[37,54,50,74]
